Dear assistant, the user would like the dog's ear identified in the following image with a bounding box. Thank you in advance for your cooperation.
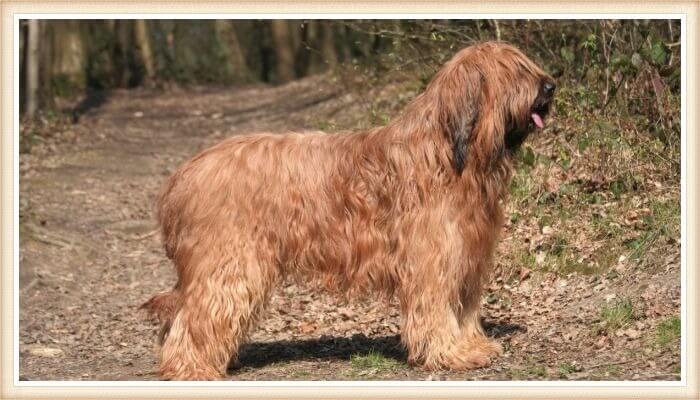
[435,64,482,175]
[470,87,506,170]
[450,67,508,172]
[448,109,475,174]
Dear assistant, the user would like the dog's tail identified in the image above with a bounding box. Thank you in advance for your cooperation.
[140,289,181,344]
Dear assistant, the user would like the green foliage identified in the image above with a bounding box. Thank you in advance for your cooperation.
[647,38,669,66]
[519,145,537,168]
[508,363,548,379]
[558,362,578,377]
[580,33,598,52]
[600,299,635,332]
[560,46,575,64]
[350,351,402,372]
[656,316,681,347]
[625,199,679,261]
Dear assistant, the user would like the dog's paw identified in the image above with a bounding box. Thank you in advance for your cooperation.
[478,338,503,357]
[442,339,502,371]
[159,367,224,381]
[417,344,499,371]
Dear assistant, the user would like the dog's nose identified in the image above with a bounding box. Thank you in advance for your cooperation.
[543,82,556,94]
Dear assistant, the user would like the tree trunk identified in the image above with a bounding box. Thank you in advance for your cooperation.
[300,21,320,74]
[288,20,302,55]
[51,20,85,92]
[341,24,353,62]
[25,19,40,117]
[134,20,155,83]
[214,20,252,83]
[113,20,133,87]
[270,20,295,83]
[39,21,54,109]
[319,22,338,68]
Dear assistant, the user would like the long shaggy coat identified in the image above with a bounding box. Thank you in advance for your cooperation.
[143,41,555,380]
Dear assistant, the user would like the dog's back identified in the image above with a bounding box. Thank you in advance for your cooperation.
[143,129,398,327]
[144,132,334,322]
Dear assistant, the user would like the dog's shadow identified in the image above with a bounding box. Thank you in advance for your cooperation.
[232,319,524,371]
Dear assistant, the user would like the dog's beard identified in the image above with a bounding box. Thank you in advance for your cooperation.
[506,97,552,152]
[504,114,534,152]
[504,126,530,151]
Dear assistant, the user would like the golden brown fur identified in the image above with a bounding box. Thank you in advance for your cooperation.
[143,41,555,380]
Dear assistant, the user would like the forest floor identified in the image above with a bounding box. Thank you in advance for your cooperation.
[19,75,681,381]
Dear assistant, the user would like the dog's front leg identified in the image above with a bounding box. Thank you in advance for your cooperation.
[395,208,504,371]
[398,277,495,371]
[456,272,503,362]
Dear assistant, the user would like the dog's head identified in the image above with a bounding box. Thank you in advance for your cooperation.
[427,42,555,173]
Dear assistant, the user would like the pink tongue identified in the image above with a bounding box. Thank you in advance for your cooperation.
[531,113,544,128]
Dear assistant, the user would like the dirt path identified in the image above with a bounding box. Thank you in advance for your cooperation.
[19,77,680,381]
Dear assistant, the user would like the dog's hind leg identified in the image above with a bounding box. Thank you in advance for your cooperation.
[141,288,181,344]
[158,243,278,380]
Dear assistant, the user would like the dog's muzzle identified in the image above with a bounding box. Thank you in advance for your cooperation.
[531,80,556,129]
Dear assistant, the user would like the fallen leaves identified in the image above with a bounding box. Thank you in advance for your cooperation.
[298,322,317,334]
[621,328,641,340]
[28,346,63,358]
[338,307,356,320]
[595,336,610,349]
[519,267,532,281]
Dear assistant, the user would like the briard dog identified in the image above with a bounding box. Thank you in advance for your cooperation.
[143,41,555,380]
